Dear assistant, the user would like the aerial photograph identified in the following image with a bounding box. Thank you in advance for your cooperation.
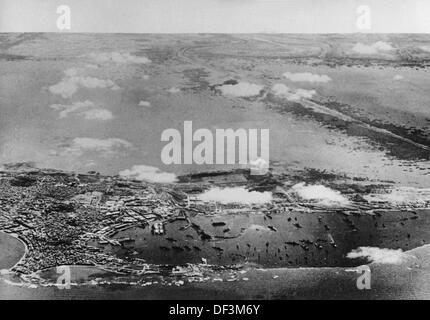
[1,0,430,302]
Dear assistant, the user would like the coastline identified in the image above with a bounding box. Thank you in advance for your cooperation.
[2,242,430,300]
[0,231,26,270]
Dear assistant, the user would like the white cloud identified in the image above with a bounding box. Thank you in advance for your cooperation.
[119,165,177,183]
[247,224,273,232]
[63,137,132,157]
[347,247,408,265]
[351,41,394,55]
[80,109,113,120]
[249,158,269,175]
[291,183,350,206]
[0,269,10,275]
[167,87,181,93]
[283,72,331,83]
[49,68,119,98]
[88,52,151,64]
[138,101,151,107]
[393,74,404,81]
[197,187,272,204]
[50,100,113,120]
[420,45,430,52]
[272,83,316,101]
[51,100,95,118]
[219,82,263,97]
[49,78,79,98]
[364,187,430,206]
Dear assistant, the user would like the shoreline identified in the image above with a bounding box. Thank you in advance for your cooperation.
[2,243,430,300]
[0,231,26,271]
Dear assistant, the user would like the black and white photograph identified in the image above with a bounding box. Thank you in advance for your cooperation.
[1,0,430,303]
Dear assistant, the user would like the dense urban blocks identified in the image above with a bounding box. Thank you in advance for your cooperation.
[1,164,429,279]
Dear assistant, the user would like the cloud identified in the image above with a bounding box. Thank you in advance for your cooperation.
[49,68,119,98]
[119,165,177,183]
[88,52,151,64]
[291,183,350,206]
[0,269,10,275]
[51,100,95,118]
[272,83,316,101]
[138,101,151,107]
[351,41,394,55]
[167,87,181,93]
[247,224,274,232]
[219,82,263,97]
[347,247,408,265]
[62,137,132,157]
[393,74,404,81]
[283,72,331,83]
[80,109,113,120]
[50,100,113,120]
[197,187,272,204]
[420,45,430,53]
[364,187,430,206]
[249,158,269,175]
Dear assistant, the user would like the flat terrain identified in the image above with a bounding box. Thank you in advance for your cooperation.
[0,34,429,185]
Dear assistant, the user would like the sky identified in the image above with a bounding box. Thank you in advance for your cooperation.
[1,0,430,33]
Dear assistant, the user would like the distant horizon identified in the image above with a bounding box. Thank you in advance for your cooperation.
[4,32,430,34]
[1,0,430,33]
